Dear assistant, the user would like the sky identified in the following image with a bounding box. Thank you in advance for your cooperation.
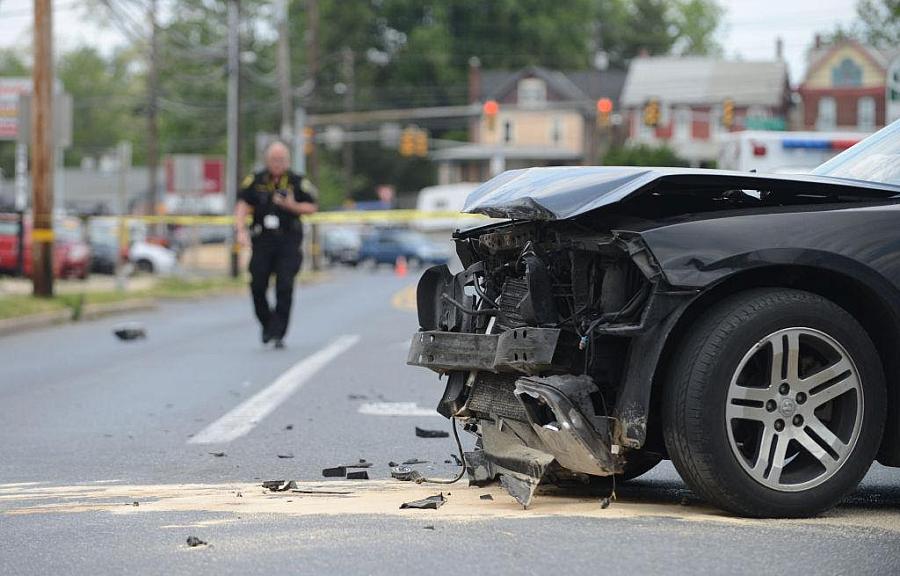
[0,0,861,85]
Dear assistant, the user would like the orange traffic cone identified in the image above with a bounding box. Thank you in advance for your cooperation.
[395,255,408,277]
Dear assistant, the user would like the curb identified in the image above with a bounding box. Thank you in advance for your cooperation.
[79,298,158,321]
[0,309,73,338]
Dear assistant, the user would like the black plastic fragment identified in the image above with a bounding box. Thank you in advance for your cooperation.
[346,471,369,480]
[415,427,449,438]
[322,466,347,478]
[114,323,146,341]
[277,453,294,459]
[400,493,446,510]
[208,452,226,457]
[480,494,494,501]
[186,536,207,547]
[402,458,429,465]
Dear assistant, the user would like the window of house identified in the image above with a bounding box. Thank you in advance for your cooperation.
[674,107,691,140]
[817,96,837,130]
[832,58,863,87]
[858,96,876,131]
[517,78,547,108]
[503,120,514,144]
[551,117,563,144]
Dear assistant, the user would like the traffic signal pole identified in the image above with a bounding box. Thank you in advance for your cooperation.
[32,0,54,297]
[227,0,241,278]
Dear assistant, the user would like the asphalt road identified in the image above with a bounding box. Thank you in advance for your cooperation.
[1,267,899,575]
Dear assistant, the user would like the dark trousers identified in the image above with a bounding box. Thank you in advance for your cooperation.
[248,236,302,339]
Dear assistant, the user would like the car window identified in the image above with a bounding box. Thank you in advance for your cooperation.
[812,120,900,186]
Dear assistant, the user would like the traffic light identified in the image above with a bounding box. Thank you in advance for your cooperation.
[597,97,613,127]
[722,98,735,130]
[642,98,660,127]
[483,99,499,131]
[399,127,416,157]
[413,128,428,157]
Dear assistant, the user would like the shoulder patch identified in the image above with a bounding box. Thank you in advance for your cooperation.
[241,174,254,188]
[301,178,319,197]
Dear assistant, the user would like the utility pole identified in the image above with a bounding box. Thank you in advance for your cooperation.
[275,0,293,142]
[147,0,160,216]
[31,0,54,297]
[305,0,319,181]
[341,46,354,201]
[227,0,241,278]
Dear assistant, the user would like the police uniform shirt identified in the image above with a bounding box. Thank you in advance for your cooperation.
[238,170,317,242]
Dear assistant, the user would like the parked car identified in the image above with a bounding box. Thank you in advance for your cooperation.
[358,228,450,267]
[0,214,91,279]
[321,227,362,266]
[87,218,177,275]
[408,120,900,518]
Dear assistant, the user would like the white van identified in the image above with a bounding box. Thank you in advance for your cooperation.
[413,182,480,232]
[717,130,872,174]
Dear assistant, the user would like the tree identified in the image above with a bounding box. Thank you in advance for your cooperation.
[672,0,724,56]
[603,144,689,167]
[856,0,900,48]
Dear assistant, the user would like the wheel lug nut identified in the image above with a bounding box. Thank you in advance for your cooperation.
[766,400,777,412]
[779,383,790,395]
[796,392,807,404]
[793,415,804,427]
[774,419,785,432]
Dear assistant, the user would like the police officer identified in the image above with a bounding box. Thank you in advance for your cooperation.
[234,141,318,348]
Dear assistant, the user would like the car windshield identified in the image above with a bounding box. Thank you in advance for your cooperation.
[811,120,900,186]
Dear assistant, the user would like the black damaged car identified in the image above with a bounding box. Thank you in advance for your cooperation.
[408,120,900,518]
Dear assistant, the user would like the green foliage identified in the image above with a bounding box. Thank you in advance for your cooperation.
[855,0,900,48]
[603,144,689,167]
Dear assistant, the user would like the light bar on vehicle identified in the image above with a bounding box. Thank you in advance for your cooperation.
[782,138,861,151]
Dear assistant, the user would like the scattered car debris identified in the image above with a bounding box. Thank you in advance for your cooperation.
[391,466,424,482]
[284,424,294,430]
[208,452,226,457]
[322,466,347,478]
[415,427,449,438]
[402,458,429,465]
[277,453,294,459]
[186,536,207,547]
[480,494,493,501]
[450,454,463,466]
[347,394,368,400]
[400,493,446,510]
[348,459,372,469]
[423,525,435,530]
[130,501,139,507]
[262,480,297,492]
[114,323,146,341]
[444,459,453,464]
[236,492,243,498]
[600,497,611,509]
[346,471,369,480]
[388,461,399,467]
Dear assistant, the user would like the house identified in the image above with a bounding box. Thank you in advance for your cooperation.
[798,39,897,132]
[433,63,627,184]
[620,55,791,166]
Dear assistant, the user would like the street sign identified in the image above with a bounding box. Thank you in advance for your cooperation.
[16,92,73,148]
[0,78,31,141]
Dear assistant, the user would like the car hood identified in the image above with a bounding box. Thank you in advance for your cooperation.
[461,166,900,221]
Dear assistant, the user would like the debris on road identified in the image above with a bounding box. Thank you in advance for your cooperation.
[348,459,372,469]
[400,493,446,510]
[291,489,352,495]
[208,452,226,457]
[388,461,399,467]
[480,494,493,501]
[186,536,207,547]
[450,454,463,466]
[262,480,297,492]
[600,497,612,509]
[415,427,449,438]
[114,323,146,341]
[277,453,294,459]
[284,424,294,430]
[402,458,429,465]
[322,466,347,478]
[423,525,435,530]
[346,471,369,480]
[391,466,424,482]
[347,393,368,400]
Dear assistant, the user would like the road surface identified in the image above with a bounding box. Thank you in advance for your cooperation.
[1,268,898,575]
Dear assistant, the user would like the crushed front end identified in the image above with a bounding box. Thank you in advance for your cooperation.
[408,220,692,507]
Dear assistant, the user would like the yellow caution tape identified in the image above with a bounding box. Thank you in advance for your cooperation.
[90,210,488,227]
[31,228,55,242]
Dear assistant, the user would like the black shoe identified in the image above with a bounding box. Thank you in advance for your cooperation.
[262,328,273,344]
[274,338,285,349]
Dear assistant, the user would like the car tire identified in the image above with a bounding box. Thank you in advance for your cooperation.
[135,259,154,274]
[662,288,885,518]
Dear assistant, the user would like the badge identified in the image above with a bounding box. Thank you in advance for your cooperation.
[263,214,280,230]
